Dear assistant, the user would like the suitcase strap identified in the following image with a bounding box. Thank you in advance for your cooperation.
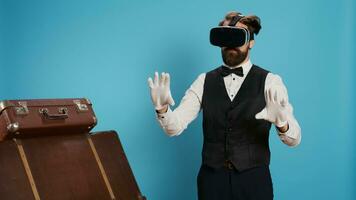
[14,139,41,200]
[87,137,117,200]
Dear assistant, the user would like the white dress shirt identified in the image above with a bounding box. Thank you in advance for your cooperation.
[156,59,301,147]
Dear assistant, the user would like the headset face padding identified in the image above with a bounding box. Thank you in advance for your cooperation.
[210,26,250,48]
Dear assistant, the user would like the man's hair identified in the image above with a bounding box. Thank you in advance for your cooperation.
[218,11,262,36]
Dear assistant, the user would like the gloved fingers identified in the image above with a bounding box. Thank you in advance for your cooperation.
[280,96,288,107]
[264,89,269,103]
[154,72,159,86]
[274,89,283,105]
[148,77,154,89]
[165,73,171,88]
[159,72,166,86]
[273,88,278,104]
[276,90,289,109]
[278,85,288,100]
[168,95,175,106]
[255,108,267,120]
[268,88,274,104]
[281,87,289,104]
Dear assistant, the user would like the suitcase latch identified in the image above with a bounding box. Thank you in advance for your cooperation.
[74,100,88,112]
[14,101,29,115]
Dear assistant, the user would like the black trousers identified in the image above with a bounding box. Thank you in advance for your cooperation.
[197,164,274,200]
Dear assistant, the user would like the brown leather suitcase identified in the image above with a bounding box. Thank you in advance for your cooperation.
[0,98,97,141]
[0,98,146,200]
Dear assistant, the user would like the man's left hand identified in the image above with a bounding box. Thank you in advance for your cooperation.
[255,86,289,129]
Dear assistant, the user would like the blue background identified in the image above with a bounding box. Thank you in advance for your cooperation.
[0,0,355,199]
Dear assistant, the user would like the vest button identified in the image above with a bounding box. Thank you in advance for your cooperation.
[227,127,232,132]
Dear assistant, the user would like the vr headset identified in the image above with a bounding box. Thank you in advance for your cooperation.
[210,14,253,48]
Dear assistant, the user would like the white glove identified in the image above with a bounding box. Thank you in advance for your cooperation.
[147,72,175,110]
[255,86,288,127]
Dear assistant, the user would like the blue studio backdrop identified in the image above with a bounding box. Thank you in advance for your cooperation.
[0,0,355,199]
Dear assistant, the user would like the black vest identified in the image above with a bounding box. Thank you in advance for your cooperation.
[201,65,272,171]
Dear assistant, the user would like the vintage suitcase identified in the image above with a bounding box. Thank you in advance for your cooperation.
[0,98,97,141]
[0,98,146,200]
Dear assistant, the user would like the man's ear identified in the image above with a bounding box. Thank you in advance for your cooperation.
[249,40,255,49]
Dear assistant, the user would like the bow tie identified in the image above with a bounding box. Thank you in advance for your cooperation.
[220,66,244,77]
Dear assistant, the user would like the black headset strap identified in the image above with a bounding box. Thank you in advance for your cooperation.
[228,14,255,40]
[228,15,244,26]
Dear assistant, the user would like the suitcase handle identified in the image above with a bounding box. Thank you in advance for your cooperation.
[39,108,69,120]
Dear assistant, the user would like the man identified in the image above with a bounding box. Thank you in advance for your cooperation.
[147,11,301,200]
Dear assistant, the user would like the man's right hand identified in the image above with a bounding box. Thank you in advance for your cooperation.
[148,72,175,112]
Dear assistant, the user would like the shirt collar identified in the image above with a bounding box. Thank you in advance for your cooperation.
[223,59,253,77]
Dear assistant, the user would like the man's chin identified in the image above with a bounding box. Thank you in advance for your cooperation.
[222,55,247,66]
[223,57,238,66]
[221,48,248,66]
